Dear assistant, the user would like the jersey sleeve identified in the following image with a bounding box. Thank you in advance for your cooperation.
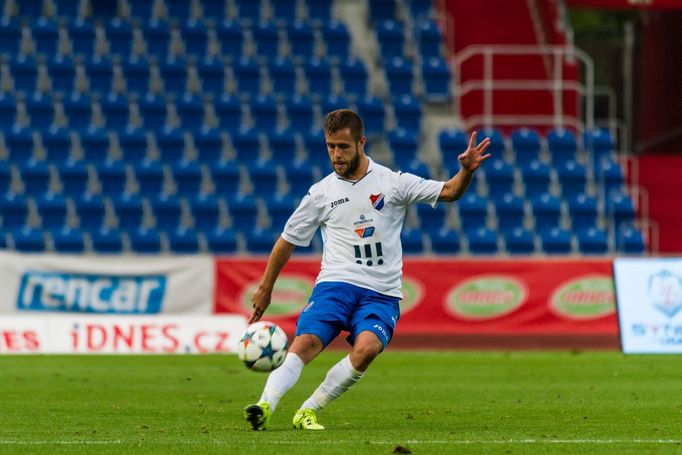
[393,172,445,208]
[281,191,322,247]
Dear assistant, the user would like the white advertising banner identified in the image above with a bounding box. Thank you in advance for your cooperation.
[0,251,214,315]
[0,315,248,354]
[614,257,682,353]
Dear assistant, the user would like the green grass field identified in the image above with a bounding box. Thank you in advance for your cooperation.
[1,351,681,454]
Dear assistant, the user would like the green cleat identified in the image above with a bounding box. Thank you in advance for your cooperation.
[292,408,325,430]
[244,402,271,431]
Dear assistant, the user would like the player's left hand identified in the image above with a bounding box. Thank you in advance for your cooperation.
[458,131,492,173]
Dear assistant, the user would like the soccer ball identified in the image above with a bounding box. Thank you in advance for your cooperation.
[237,321,289,372]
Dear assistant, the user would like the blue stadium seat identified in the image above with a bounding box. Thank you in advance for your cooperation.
[617,224,645,254]
[269,57,297,96]
[106,18,133,57]
[245,227,277,253]
[160,57,188,94]
[150,193,182,231]
[100,92,130,129]
[205,227,238,253]
[214,94,243,129]
[134,158,165,196]
[168,227,200,253]
[438,129,468,157]
[90,227,124,254]
[556,159,587,196]
[197,57,225,94]
[172,159,203,196]
[607,191,636,230]
[233,56,262,96]
[85,55,113,94]
[504,227,535,254]
[68,17,95,56]
[576,227,608,255]
[272,0,298,23]
[356,97,385,135]
[97,159,128,195]
[190,193,221,232]
[478,127,506,157]
[52,226,85,253]
[467,226,498,254]
[54,0,81,16]
[91,1,117,18]
[232,126,261,163]
[304,57,333,96]
[0,192,29,229]
[176,93,204,130]
[321,20,350,60]
[417,203,445,231]
[129,227,163,254]
[431,227,461,254]
[117,127,148,161]
[284,159,315,196]
[339,58,368,97]
[144,19,171,57]
[111,192,144,230]
[539,227,572,254]
[156,127,185,162]
[421,56,451,100]
[182,18,209,56]
[547,127,577,166]
[10,54,38,93]
[26,91,55,127]
[63,92,92,128]
[495,192,525,231]
[457,192,488,233]
[123,55,151,94]
[235,0,263,22]
[519,159,551,195]
[48,54,75,93]
[248,159,279,197]
[320,93,349,116]
[31,17,59,56]
[251,94,279,132]
[0,92,16,127]
[584,128,615,174]
[57,158,89,196]
[165,0,192,19]
[12,226,45,252]
[510,127,541,165]
[307,0,333,22]
[210,159,241,194]
[253,21,280,58]
[4,126,34,160]
[566,193,598,230]
[216,20,244,58]
[531,193,562,229]
[598,158,625,199]
[41,126,72,161]
[484,160,515,197]
[20,158,51,195]
[416,19,442,58]
[0,162,11,195]
[266,192,296,231]
[286,95,314,131]
[0,17,22,55]
[303,127,325,163]
[194,127,223,162]
[73,192,105,230]
[269,128,297,164]
[0,228,11,249]
[401,159,431,178]
[385,57,413,95]
[393,94,422,132]
[369,0,397,22]
[203,0,226,19]
[227,192,258,232]
[401,227,424,254]
[287,20,314,57]
[376,20,404,59]
[36,191,68,229]
[128,0,153,20]
[388,128,418,167]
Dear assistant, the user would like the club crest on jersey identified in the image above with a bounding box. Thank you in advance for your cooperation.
[369,193,385,211]
[355,226,375,238]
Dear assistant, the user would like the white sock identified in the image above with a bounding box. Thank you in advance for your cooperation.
[299,355,364,412]
[258,352,305,411]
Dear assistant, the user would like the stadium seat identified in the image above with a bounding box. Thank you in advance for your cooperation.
[584,128,615,174]
[20,158,51,195]
[26,91,55,127]
[356,97,385,135]
[417,203,445,231]
[401,159,431,178]
[268,128,298,164]
[303,128,327,167]
[90,227,124,253]
[182,18,209,57]
[205,227,238,253]
[566,193,598,230]
[5,126,35,160]
[510,127,542,165]
[12,226,45,253]
[226,192,258,232]
[0,17,22,56]
[320,94,349,117]
[287,20,314,58]
[556,159,587,196]
[48,54,76,94]
[129,227,163,254]
[197,57,226,94]
[304,57,333,96]
[530,193,562,229]
[123,55,151,94]
[598,158,625,199]
[376,20,404,58]
[232,126,261,163]
[63,92,93,128]
[248,159,279,197]
[165,0,192,20]
[216,20,244,58]
[321,20,350,60]
[284,159,315,196]
[52,226,85,253]
[269,57,298,95]
[617,224,645,254]
[85,55,114,94]
[438,129,468,156]
[547,127,577,166]
[416,19,442,59]
[190,192,221,232]
[150,193,183,231]
[266,192,296,231]
[272,0,299,23]
[607,191,636,230]
[134,158,165,196]
[339,58,368,97]
[430,228,461,254]
[0,162,12,195]
[539,227,572,254]
[467,226,498,254]
[73,192,106,230]
[36,191,67,229]
[139,93,168,130]
[106,18,133,57]
[245,227,278,253]
[31,17,59,56]
[0,192,29,229]
[308,0,333,22]
[576,227,609,255]
[100,92,130,129]
[495,193,525,231]
[111,192,144,230]
[400,228,424,254]
[160,57,188,94]
[96,159,128,195]
[457,192,488,233]
[214,94,243,129]
[210,159,241,194]
[421,56,451,100]
[57,159,89,197]
[10,54,38,94]
[478,127,506,158]
[0,92,17,127]
[155,127,185,162]
[68,17,95,56]
[385,57,414,95]
[176,93,205,130]
[236,0,263,23]
[233,56,262,96]
[484,160,515,197]
[504,227,536,254]
[393,94,422,132]
[194,127,223,162]
[144,19,171,58]
[286,95,314,131]
[251,94,279,132]
[117,127,148,161]
[519,159,551,196]
[42,126,72,161]
[167,227,201,254]
[172,159,203,196]
[389,128,418,168]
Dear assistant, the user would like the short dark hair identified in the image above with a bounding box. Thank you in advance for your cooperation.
[324,109,364,143]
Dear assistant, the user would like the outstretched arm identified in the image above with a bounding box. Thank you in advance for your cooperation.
[249,236,296,323]
[438,131,491,202]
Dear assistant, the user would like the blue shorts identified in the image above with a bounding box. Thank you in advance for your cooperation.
[295,281,401,349]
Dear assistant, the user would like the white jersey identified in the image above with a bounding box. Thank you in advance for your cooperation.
[281,158,444,298]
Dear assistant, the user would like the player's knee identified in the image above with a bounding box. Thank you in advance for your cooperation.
[289,334,324,364]
[350,336,382,370]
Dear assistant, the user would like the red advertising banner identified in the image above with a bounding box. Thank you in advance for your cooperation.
[215,258,618,337]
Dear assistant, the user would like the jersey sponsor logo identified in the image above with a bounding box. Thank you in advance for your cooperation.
[369,193,385,211]
[330,197,350,208]
[354,226,375,238]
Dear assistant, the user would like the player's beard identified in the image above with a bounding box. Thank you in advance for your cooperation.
[331,144,361,178]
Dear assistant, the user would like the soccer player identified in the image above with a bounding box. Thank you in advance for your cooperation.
[244,109,491,430]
